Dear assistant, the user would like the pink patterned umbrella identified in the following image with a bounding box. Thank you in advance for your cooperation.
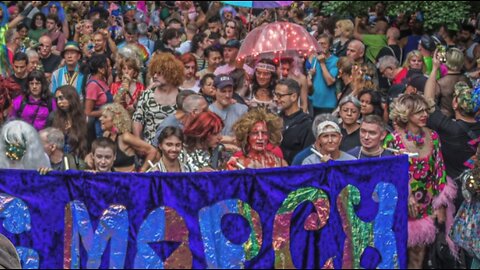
[237,21,321,60]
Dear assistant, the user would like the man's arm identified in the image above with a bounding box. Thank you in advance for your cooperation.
[425,50,441,101]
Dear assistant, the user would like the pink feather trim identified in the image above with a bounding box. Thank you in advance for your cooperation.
[432,176,457,209]
[432,176,459,259]
[408,217,436,247]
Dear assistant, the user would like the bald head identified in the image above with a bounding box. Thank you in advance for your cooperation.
[183,94,208,114]
[38,35,53,58]
[346,39,365,61]
[374,20,388,34]
[386,27,400,40]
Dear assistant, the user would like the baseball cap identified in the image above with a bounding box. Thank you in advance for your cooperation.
[224,39,241,49]
[316,121,341,137]
[214,74,234,89]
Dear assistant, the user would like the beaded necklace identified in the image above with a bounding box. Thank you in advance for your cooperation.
[405,128,425,147]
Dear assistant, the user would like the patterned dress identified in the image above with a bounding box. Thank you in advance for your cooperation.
[132,89,177,145]
[384,129,447,219]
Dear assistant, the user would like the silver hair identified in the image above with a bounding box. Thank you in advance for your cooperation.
[0,121,51,170]
[312,114,338,138]
[26,49,39,59]
[377,55,399,71]
[39,127,65,149]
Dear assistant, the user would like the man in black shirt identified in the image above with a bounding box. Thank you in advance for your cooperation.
[38,35,62,80]
[425,55,480,206]
[274,78,315,164]
[10,52,29,97]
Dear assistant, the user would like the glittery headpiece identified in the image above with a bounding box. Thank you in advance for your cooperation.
[4,133,26,161]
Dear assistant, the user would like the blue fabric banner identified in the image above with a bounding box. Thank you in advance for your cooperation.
[0,156,409,269]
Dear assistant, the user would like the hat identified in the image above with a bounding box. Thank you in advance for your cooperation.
[454,82,480,115]
[214,74,234,89]
[419,34,436,52]
[316,121,341,137]
[224,39,241,49]
[407,74,428,93]
[61,41,81,57]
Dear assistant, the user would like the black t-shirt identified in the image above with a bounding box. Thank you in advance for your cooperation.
[41,54,62,73]
[427,109,480,179]
[280,110,315,164]
[340,127,361,152]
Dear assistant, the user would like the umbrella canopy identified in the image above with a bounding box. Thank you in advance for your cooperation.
[237,21,321,60]
[221,1,293,9]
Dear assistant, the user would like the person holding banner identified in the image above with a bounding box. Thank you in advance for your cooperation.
[302,119,356,164]
[385,93,456,269]
[90,137,116,173]
[226,107,287,170]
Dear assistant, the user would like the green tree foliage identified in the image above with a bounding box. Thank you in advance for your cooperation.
[320,1,471,31]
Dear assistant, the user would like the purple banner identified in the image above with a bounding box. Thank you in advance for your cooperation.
[0,156,409,268]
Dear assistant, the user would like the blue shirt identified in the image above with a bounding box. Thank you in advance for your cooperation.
[306,55,339,109]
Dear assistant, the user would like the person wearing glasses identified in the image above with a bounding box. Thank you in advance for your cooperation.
[226,107,287,170]
[274,78,315,164]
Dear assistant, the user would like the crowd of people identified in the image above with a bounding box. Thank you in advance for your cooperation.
[0,1,479,269]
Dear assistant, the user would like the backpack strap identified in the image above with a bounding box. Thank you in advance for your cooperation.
[16,98,27,118]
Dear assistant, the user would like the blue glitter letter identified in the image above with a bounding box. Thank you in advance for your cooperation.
[134,206,192,269]
[198,199,262,269]
[372,182,399,269]
[65,200,128,269]
[0,193,39,269]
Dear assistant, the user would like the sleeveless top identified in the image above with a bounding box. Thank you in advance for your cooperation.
[113,135,136,168]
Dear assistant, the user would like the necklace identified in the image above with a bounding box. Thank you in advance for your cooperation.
[405,128,425,147]
[358,146,383,159]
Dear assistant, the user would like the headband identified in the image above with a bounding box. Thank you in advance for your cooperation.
[255,63,276,73]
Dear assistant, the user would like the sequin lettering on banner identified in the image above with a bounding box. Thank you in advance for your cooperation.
[64,201,128,269]
[198,199,262,269]
[337,183,399,269]
[272,187,334,269]
[372,182,399,269]
[0,193,39,269]
[134,206,192,269]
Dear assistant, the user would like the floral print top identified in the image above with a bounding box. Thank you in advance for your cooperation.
[384,129,446,220]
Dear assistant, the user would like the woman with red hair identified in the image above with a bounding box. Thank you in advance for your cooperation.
[181,111,225,172]
[179,53,200,92]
